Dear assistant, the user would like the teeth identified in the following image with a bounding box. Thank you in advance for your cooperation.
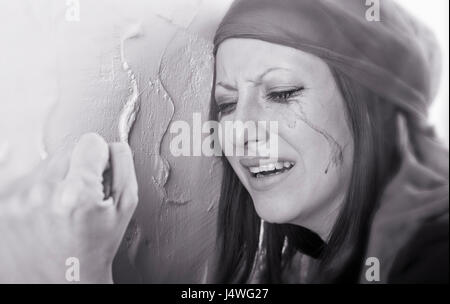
[249,167,260,173]
[248,161,294,175]
[266,163,275,171]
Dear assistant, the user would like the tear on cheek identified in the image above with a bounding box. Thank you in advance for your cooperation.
[289,103,344,174]
[280,111,298,129]
[287,119,297,129]
[265,104,298,129]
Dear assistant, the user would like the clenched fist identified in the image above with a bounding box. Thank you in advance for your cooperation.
[0,133,138,283]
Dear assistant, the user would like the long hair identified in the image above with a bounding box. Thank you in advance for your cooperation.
[210,64,403,283]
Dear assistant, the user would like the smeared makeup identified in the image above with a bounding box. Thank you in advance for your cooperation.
[289,102,344,173]
[266,98,344,174]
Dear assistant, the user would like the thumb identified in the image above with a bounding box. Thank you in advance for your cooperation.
[65,133,110,184]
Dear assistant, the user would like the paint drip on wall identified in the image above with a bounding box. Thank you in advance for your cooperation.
[118,24,143,143]
[114,22,222,282]
[147,77,176,203]
[154,29,215,205]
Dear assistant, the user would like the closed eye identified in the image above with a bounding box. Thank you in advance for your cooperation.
[266,87,304,102]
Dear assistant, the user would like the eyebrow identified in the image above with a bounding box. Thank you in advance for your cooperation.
[215,81,237,91]
[253,67,291,83]
[215,67,291,90]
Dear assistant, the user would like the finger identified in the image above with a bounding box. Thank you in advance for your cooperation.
[108,142,138,213]
[65,133,110,185]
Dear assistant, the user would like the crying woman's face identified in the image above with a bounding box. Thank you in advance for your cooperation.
[214,38,354,239]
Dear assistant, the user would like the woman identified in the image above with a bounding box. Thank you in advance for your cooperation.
[211,0,448,283]
[0,0,446,284]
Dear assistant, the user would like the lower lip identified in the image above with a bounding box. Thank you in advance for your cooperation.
[245,165,295,191]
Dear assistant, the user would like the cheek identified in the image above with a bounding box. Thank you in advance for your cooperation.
[292,102,345,174]
[217,119,235,156]
[263,101,345,174]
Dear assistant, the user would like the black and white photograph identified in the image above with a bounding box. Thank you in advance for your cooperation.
[0,0,448,289]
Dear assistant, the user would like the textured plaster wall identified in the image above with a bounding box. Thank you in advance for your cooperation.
[0,0,232,283]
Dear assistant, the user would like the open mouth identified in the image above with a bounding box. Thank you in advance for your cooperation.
[248,161,295,178]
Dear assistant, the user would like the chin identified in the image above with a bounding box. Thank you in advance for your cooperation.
[252,197,300,224]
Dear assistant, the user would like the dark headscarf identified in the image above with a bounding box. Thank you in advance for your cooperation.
[214,0,441,119]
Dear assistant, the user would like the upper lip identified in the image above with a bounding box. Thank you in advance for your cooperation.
[239,157,295,168]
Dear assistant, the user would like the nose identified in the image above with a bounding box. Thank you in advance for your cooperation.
[232,94,271,156]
